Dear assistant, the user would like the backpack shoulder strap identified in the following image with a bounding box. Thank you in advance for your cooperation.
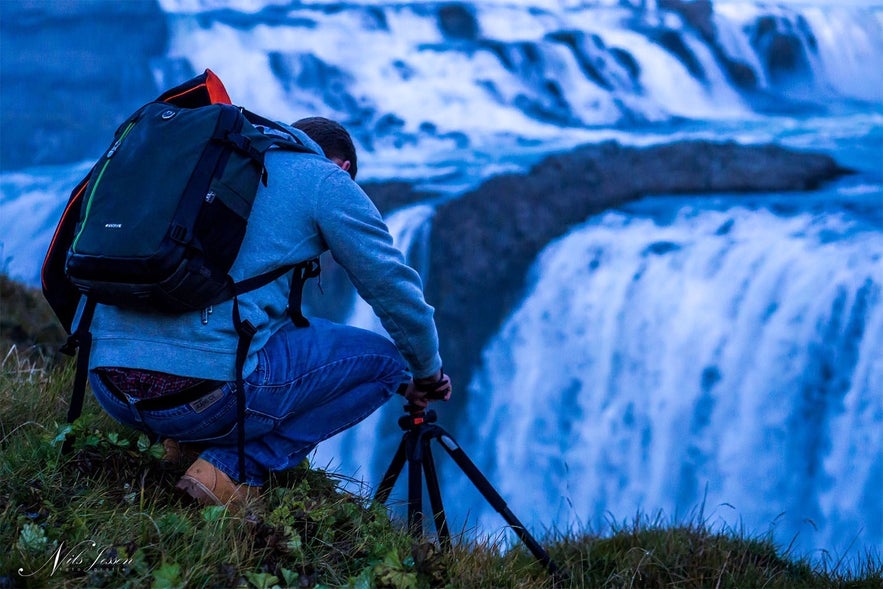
[223,257,321,328]
[227,257,319,482]
[240,108,317,155]
[59,296,97,454]
[287,258,321,327]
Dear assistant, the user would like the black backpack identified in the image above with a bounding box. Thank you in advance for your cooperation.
[42,70,320,479]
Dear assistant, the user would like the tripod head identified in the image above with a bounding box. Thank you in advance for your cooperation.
[398,405,437,431]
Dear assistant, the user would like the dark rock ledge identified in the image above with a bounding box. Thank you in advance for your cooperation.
[361,140,850,395]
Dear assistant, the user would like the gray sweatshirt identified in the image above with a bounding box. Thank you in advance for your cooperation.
[85,126,442,380]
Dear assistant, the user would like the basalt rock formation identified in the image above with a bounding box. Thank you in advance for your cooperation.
[361,140,850,393]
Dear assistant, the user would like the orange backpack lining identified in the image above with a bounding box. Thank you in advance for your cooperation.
[163,69,232,105]
[41,179,88,294]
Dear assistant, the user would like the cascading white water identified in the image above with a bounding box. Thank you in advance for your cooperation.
[714,3,883,102]
[459,195,883,558]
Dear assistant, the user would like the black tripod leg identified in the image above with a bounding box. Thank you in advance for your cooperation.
[375,432,409,505]
[421,437,451,545]
[407,436,424,535]
[375,429,448,542]
[435,431,559,577]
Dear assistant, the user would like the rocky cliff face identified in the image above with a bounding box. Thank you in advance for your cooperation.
[361,141,850,392]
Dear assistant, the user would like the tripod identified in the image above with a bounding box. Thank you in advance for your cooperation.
[375,406,561,578]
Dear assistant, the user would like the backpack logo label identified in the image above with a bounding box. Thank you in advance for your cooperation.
[104,223,123,229]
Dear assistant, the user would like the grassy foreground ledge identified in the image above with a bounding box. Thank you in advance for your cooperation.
[1,276,881,588]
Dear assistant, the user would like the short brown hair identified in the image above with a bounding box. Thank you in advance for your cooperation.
[293,117,358,180]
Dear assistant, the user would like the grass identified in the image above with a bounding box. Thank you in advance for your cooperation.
[1,276,881,588]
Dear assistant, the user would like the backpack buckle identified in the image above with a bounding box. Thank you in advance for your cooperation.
[170,224,188,243]
[226,132,252,154]
[60,334,79,356]
[226,132,263,164]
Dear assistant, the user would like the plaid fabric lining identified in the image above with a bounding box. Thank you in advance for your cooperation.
[98,367,206,400]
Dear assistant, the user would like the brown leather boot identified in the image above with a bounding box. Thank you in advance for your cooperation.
[175,458,261,511]
[161,439,200,466]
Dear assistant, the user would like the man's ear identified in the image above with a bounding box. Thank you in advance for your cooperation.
[331,157,351,172]
[330,157,354,179]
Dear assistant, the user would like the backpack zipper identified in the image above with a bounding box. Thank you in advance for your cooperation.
[72,119,138,251]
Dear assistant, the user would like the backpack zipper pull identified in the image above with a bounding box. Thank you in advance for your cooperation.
[106,138,123,158]
[201,305,213,325]
[106,120,137,158]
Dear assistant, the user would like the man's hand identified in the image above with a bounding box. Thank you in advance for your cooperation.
[403,369,452,409]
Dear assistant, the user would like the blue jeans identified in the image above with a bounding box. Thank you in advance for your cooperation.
[89,318,409,485]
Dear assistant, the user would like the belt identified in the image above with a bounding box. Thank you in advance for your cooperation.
[98,372,226,411]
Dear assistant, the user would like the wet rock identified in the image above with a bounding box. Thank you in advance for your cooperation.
[424,140,850,392]
[438,4,480,41]
[659,0,715,42]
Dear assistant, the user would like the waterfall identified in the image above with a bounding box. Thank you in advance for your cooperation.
[460,195,883,557]
[713,3,883,102]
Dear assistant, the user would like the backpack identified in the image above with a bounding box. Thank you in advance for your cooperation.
[41,70,320,479]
